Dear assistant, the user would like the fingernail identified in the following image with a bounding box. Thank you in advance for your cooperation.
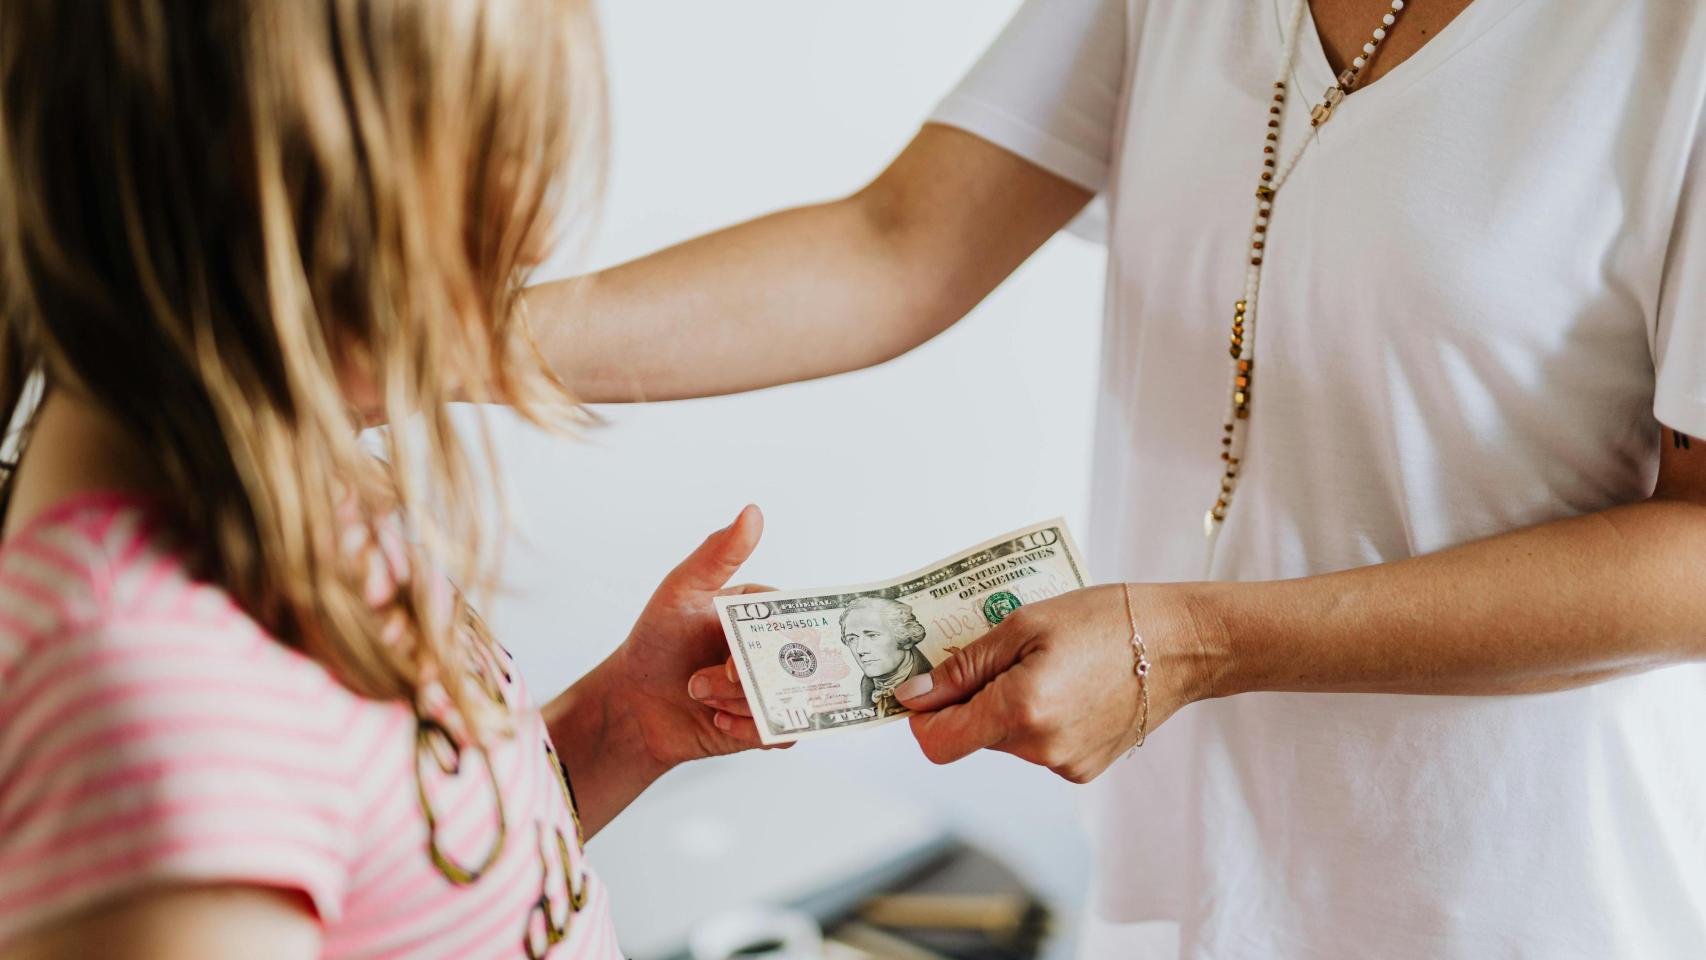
[725,660,737,683]
[714,711,733,731]
[895,674,933,703]
[688,676,709,700]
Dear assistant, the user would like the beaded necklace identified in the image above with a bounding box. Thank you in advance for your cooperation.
[1205,0,1416,555]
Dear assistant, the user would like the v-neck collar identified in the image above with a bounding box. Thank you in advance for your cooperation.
[1269,0,1537,128]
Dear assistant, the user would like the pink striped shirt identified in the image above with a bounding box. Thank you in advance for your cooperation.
[0,493,621,958]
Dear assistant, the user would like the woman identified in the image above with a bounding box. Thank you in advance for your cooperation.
[534,0,1706,956]
[0,2,768,957]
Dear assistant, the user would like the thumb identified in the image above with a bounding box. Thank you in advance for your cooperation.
[895,620,1027,713]
[902,624,1031,766]
[664,504,763,593]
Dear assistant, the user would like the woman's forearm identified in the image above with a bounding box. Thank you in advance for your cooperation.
[530,199,928,403]
[896,482,1706,781]
[1200,496,1706,699]
[526,125,1093,404]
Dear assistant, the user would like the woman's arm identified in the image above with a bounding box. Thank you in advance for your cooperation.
[4,887,319,960]
[898,429,1706,782]
[530,124,1093,403]
[1201,429,1706,700]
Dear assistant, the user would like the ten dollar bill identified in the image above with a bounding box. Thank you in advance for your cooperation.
[714,518,1090,745]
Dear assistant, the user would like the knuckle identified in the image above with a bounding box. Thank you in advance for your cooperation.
[1037,742,1069,769]
[939,653,980,691]
[1012,699,1049,734]
[1002,605,1036,631]
[1042,752,1095,784]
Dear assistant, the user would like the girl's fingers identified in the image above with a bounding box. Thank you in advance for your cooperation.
[713,711,762,742]
[688,663,745,702]
[716,582,778,597]
[712,711,795,750]
[704,697,751,717]
[665,506,764,594]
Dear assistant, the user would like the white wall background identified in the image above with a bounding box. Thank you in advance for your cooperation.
[483,1,1108,954]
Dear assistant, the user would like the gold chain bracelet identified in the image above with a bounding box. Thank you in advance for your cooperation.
[1122,583,1152,752]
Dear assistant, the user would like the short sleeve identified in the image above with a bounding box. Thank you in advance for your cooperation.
[1656,114,1706,437]
[0,618,353,949]
[928,0,1131,193]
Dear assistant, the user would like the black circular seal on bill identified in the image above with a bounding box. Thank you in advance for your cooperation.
[778,642,818,679]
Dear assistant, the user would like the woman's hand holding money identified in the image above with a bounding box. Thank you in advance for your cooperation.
[895,584,1226,784]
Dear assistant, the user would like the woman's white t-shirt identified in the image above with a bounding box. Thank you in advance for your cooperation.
[933,1,1706,957]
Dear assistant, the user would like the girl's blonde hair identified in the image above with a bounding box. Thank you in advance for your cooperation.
[0,0,605,739]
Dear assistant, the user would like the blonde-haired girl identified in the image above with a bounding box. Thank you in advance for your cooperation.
[0,2,765,956]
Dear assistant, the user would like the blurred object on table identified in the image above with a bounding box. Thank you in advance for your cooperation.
[676,841,1052,960]
[829,922,952,959]
[689,906,823,960]
[591,753,952,959]
[832,845,1051,960]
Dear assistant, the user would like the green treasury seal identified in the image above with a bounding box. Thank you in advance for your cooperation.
[983,591,1022,625]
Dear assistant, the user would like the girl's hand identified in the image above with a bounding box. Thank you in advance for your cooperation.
[895,583,1223,783]
[611,505,784,769]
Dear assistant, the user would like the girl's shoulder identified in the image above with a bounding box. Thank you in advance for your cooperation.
[0,491,384,949]
[0,490,167,658]
[0,490,342,688]
[0,492,620,958]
